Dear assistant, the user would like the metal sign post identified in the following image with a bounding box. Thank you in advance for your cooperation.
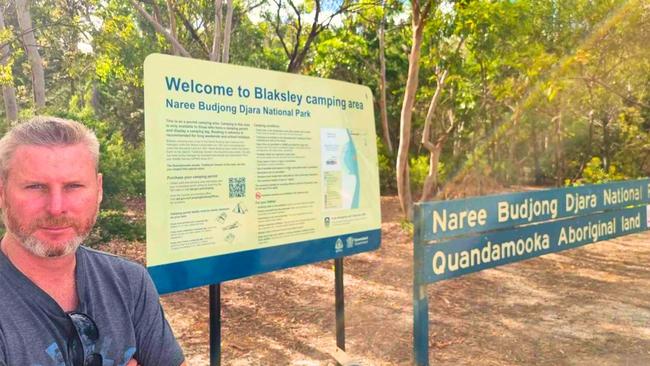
[335,257,346,352]
[210,284,221,366]
[412,207,429,366]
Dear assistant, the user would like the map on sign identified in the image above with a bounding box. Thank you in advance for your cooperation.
[144,54,381,294]
[321,128,360,210]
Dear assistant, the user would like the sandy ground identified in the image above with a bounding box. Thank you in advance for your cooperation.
[103,196,650,365]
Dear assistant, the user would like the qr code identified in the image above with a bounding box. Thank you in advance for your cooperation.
[229,177,246,198]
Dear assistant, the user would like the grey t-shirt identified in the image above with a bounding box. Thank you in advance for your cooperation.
[0,246,184,366]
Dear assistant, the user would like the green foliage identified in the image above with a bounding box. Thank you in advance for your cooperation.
[399,218,413,236]
[409,154,447,192]
[376,137,396,195]
[53,110,145,200]
[100,134,145,201]
[571,157,626,185]
[409,155,429,191]
[0,27,14,86]
[88,209,145,245]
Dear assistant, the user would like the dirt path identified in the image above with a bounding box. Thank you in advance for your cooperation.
[105,196,650,365]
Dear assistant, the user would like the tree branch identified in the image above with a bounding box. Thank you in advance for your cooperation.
[421,68,449,152]
[271,1,291,60]
[174,9,210,57]
[131,0,191,57]
[287,0,303,71]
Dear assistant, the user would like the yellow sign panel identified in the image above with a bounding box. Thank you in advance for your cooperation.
[145,54,381,285]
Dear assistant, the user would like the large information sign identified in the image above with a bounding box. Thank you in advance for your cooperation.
[144,54,381,294]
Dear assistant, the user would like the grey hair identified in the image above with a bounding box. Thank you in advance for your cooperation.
[0,116,100,181]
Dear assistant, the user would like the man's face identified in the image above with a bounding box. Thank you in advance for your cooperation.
[0,144,103,257]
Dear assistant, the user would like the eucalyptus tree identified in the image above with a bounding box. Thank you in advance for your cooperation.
[395,0,438,219]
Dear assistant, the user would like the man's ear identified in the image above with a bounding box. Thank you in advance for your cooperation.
[97,173,103,206]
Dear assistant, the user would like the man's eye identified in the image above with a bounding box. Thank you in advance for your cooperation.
[66,184,84,189]
[26,184,45,190]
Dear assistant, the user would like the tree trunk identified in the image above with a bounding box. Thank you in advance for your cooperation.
[419,68,450,201]
[421,149,441,201]
[421,109,456,202]
[453,114,465,158]
[211,0,223,61]
[15,0,46,110]
[221,0,234,63]
[532,119,542,185]
[588,110,594,157]
[553,112,563,185]
[396,12,427,220]
[602,114,610,170]
[0,6,18,122]
[377,1,392,154]
[166,0,181,56]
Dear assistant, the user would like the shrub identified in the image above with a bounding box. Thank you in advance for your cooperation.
[410,154,429,191]
[409,154,447,193]
[569,156,626,186]
[377,138,397,194]
[88,209,146,245]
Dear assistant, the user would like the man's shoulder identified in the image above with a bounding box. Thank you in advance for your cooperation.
[78,245,147,278]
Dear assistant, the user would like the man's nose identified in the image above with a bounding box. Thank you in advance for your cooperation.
[46,188,66,216]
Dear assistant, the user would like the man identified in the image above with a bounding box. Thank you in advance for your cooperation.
[0,116,186,365]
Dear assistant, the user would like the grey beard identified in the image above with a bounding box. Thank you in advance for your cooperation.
[21,234,84,258]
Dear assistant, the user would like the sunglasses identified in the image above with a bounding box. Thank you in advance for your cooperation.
[67,312,103,366]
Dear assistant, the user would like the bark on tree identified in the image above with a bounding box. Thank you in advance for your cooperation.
[587,109,594,156]
[377,0,392,153]
[396,0,435,220]
[419,68,448,199]
[211,0,224,61]
[222,0,234,63]
[0,5,18,122]
[420,109,456,201]
[602,113,610,170]
[15,0,46,110]
[532,119,542,185]
[553,112,563,185]
[166,0,181,56]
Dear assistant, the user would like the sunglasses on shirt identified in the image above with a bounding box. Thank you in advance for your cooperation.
[67,312,103,366]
